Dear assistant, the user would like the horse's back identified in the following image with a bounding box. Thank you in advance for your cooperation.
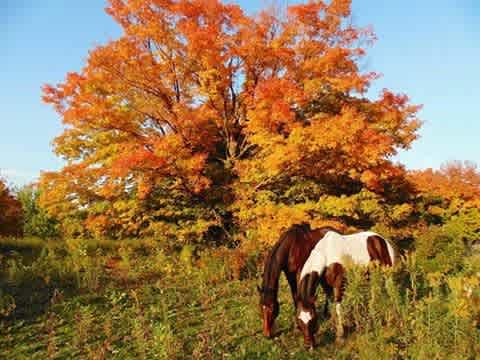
[300,229,396,280]
[288,227,338,274]
[338,232,374,265]
[340,231,394,266]
[319,231,392,267]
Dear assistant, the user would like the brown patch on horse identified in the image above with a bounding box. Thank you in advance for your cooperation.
[288,227,338,274]
[297,262,346,312]
[323,263,345,302]
[298,271,321,304]
[366,235,392,266]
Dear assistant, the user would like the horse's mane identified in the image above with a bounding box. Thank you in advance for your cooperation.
[261,223,312,297]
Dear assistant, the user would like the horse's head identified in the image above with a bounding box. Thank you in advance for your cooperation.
[296,296,318,349]
[257,285,279,338]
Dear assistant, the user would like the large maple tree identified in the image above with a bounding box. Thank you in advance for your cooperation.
[41,0,421,241]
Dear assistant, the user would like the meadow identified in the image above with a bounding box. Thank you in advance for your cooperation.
[2,0,480,358]
[1,235,479,359]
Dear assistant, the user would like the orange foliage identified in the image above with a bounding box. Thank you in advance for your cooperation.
[40,0,421,240]
[409,161,480,205]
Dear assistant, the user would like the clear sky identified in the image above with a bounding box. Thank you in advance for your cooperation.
[1,0,479,186]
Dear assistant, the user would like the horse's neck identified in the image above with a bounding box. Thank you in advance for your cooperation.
[262,242,286,292]
[262,264,281,293]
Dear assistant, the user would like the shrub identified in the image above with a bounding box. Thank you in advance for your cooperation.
[17,185,59,239]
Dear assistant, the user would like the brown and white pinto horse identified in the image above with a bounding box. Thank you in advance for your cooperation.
[296,231,396,348]
[257,224,339,338]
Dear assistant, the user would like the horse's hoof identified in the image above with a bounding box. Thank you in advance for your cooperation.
[335,336,345,346]
[304,344,315,351]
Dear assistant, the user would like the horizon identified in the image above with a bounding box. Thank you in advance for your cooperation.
[2,0,479,187]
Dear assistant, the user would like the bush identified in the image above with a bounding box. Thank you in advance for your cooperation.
[17,185,58,239]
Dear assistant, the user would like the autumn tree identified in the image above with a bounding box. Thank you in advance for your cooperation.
[408,161,480,249]
[17,185,58,239]
[409,161,480,207]
[41,0,420,242]
[0,177,23,237]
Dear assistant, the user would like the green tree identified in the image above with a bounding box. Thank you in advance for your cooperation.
[17,185,58,239]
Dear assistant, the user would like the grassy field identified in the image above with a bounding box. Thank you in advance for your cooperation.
[1,237,479,359]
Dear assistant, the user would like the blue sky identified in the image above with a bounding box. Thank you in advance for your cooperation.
[1,0,479,186]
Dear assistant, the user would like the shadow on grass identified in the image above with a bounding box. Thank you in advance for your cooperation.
[0,275,78,323]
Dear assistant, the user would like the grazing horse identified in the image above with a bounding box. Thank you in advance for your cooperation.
[257,224,339,338]
[296,231,396,348]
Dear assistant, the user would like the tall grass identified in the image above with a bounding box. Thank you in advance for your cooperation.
[0,236,479,359]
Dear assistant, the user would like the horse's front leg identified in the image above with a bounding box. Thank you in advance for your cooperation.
[320,283,332,319]
[286,272,298,308]
[323,297,329,318]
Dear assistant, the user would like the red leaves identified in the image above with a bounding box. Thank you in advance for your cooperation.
[0,178,23,237]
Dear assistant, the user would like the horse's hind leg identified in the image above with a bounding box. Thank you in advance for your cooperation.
[325,263,345,342]
[333,282,345,341]
[334,302,344,343]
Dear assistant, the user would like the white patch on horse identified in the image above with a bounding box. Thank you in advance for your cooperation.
[300,231,393,281]
[298,310,312,324]
[335,303,342,318]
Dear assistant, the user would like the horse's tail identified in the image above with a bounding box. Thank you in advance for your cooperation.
[384,237,400,266]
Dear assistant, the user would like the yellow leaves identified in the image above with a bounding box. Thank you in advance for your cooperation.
[390,203,414,222]
[427,205,445,217]
[198,68,223,98]
[319,194,357,218]
[447,276,480,319]
[240,202,313,244]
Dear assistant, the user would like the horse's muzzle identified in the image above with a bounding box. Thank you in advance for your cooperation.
[303,335,315,349]
[263,312,273,338]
